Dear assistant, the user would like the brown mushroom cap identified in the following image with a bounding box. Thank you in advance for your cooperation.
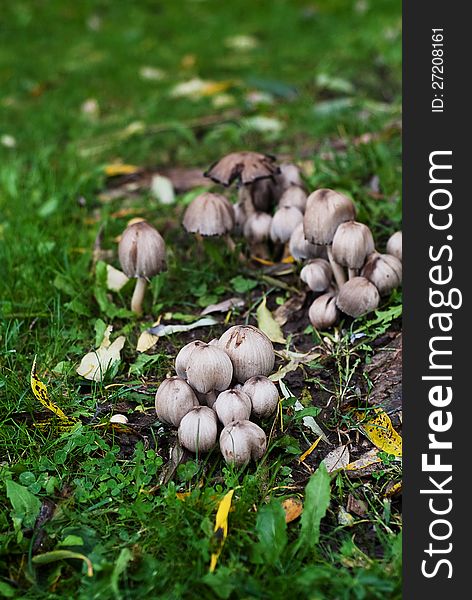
[386,231,402,261]
[336,277,380,318]
[308,292,340,330]
[182,192,234,236]
[303,189,356,245]
[204,151,279,186]
[118,221,167,278]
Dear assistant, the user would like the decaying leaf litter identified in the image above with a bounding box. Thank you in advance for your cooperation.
[0,1,402,597]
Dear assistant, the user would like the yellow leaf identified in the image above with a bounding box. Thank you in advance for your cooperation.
[209,489,234,573]
[256,297,286,344]
[358,409,402,457]
[282,498,303,523]
[104,164,140,177]
[299,436,322,463]
[106,264,129,292]
[30,357,75,423]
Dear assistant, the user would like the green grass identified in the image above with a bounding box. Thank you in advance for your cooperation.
[1,1,402,598]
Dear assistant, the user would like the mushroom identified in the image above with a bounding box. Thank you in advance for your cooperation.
[336,277,380,318]
[214,389,252,425]
[278,186,308,213]
[219,420,267,466]
[386,231,402,261]
[278,163,303,189]
[332,221,375,279]
[242,376,279,418]
[155,376,199,427]
[308,292,340,330]
[218,325,275,383]
[185,343,233,393]
[182,192,234,238]
[303,189,356,287]
[270,206,304,245]
[109,414,128,424]
[175,340,204,379]
[178,406,218,453]
[300,259,333,292]
[195,390,217,409]
[204,151,279,186]
[243,212,272,259]
[361,253,402,296]
[289,223,327,261]
[118,220,167,315]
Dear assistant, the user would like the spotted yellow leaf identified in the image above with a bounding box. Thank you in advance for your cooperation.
[358,409,402,457]
[30,357,75,423]
[209,489,234,572]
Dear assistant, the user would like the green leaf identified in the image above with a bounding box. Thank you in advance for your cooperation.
[230,275,258,294]
[5,480,41,529]
[253,500,287,565]
[297,464,331,553]
[32,550,93,577]
[111,548,133,600]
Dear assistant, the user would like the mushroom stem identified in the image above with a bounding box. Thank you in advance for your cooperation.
[225,234,236,253]
[348,268,358,280]
[327,245,347,288]
[131,277,148,315]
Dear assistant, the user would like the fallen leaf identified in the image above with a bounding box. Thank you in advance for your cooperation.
[322,445,350,473]
[282,498,303,523]
[358,409,402,457]
[384,481,402,498]
[106,265,129,292]
[345,449,382,476]
[31,357,75,423]
[139,66,166,81]
[170,78,233,99]
[293,398,330,444]
[256,297,286,344]
[347,494,368,516]
[337,506,355,527]
[201,297,244,316]
[104,164,141,177]
[209,490,234,572]
[137,317,218,353]
[76,326,125,381]
[273,293,306,326]
[224,35,258,50]
[150,175,175,204]
[299,437,322,463]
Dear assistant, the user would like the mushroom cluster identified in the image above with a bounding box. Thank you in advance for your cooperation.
[301,189,402,328]
[191,151,402,329]
[155,325,280,466]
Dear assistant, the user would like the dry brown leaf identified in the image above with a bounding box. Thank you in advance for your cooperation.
[282,498,303,523]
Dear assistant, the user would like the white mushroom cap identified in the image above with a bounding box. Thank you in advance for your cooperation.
[278,186,307,213]
[332,221,375,269]
[300,259,333,292]
[218,325,275,383]
[289,223,327,261]
[186,343,234,394]
[270,206,304,243]
[155,376,199,427]
[118,221,167,278]
[386,231,402,261]
[303,189,356,245]
[219,420,267,466]
[361,253,402,296]
[183,192,234,236]
[175,340,205,379]
[243,212,273,243]
[214,389,252,425]
[242,376,279,418]
[336,277,380,318]
[178,406,218,453]
[278,163,303,189]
